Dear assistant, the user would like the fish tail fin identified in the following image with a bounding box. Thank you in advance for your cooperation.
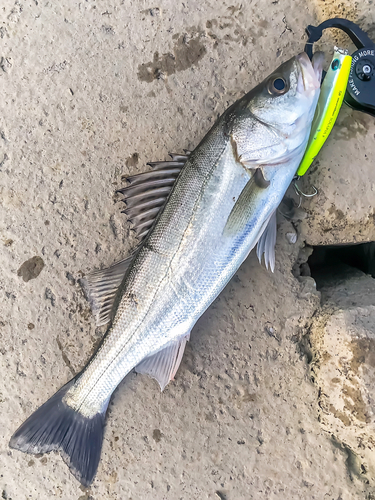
[9,378,106,487]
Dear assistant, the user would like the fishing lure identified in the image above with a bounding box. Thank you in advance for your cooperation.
[297,18,375,177]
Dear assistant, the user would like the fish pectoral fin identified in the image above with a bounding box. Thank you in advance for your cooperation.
[253,167,270,188]
[135,333,190,391]
[256,210,277,272]
[80,254,136,326]
[223,175,264,236]
[117,152,190,241]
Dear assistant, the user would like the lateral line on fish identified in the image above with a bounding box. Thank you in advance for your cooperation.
[161,143,228,289]
[68,134,308,413]
[70,144,230,412]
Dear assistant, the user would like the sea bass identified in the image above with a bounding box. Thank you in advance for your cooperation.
[10,51,324,486]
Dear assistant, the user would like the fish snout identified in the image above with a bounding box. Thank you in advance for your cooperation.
[296,51,324,94]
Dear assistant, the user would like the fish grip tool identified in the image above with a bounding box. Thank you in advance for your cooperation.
[296,18,375,178]
[305,18,375,117]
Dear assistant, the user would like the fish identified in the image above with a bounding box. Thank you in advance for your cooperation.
[9,51,324,486]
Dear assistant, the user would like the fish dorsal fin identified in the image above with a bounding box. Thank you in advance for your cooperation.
[117,152,190,240]
[82,152,191,325]
[80,254,136,326]
[135,333,190,391]
[256,210,277,272]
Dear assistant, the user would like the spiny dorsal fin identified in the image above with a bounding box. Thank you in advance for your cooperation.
[82,152,191,326]
[135,333,190,391]
[116,152,190,241]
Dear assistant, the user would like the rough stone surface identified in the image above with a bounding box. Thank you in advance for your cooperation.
[296,5,375,247]
[298,105,375,246]
[17,256,45,282]
[309,268,375,486]
[1,0,375,499]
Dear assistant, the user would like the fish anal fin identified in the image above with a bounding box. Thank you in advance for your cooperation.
[80,254,135,326]
[135,333,190,391]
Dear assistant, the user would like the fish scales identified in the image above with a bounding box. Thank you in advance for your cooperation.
[9,51,324,486]
[65,120,231,414]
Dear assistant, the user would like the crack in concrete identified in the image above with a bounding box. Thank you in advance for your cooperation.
[56,337,76,376]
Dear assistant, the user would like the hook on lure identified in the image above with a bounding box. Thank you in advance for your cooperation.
[293,179,318,208]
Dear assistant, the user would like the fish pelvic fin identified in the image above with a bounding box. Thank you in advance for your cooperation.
[256,210,277,272]
[9,378,105,487]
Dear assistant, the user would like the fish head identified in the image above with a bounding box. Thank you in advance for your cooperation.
[248,51,324,126]
[232,51,324,165]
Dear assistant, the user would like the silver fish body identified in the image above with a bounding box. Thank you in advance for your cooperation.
[10,51,324,486]
[66,129,303,416]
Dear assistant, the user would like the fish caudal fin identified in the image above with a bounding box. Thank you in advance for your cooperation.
[9,378,105,487]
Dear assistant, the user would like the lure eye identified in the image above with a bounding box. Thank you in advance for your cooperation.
[331,58,340,71]
[268,76,289,95]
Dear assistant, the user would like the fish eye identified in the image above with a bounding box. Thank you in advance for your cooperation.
[268,76,289,95]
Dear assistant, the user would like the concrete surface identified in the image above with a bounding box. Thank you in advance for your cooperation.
[310,268,375,486]
[1,0,375,499]
[299,104,375,246]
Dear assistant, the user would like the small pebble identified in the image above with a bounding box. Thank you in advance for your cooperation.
[286,231,297,244]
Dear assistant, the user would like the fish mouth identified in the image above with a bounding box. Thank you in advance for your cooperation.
[296,51,324,93]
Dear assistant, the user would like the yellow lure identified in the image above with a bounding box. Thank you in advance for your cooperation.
[296,49,352,176]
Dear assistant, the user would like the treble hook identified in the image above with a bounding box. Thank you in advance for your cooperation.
[293,179,318,208]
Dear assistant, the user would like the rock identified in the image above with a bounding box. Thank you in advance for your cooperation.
[309,266,375,485]
[17,256,45,282]
[298,106,375,246]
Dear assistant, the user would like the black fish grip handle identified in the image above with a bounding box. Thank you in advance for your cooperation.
[305,18,375,117]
